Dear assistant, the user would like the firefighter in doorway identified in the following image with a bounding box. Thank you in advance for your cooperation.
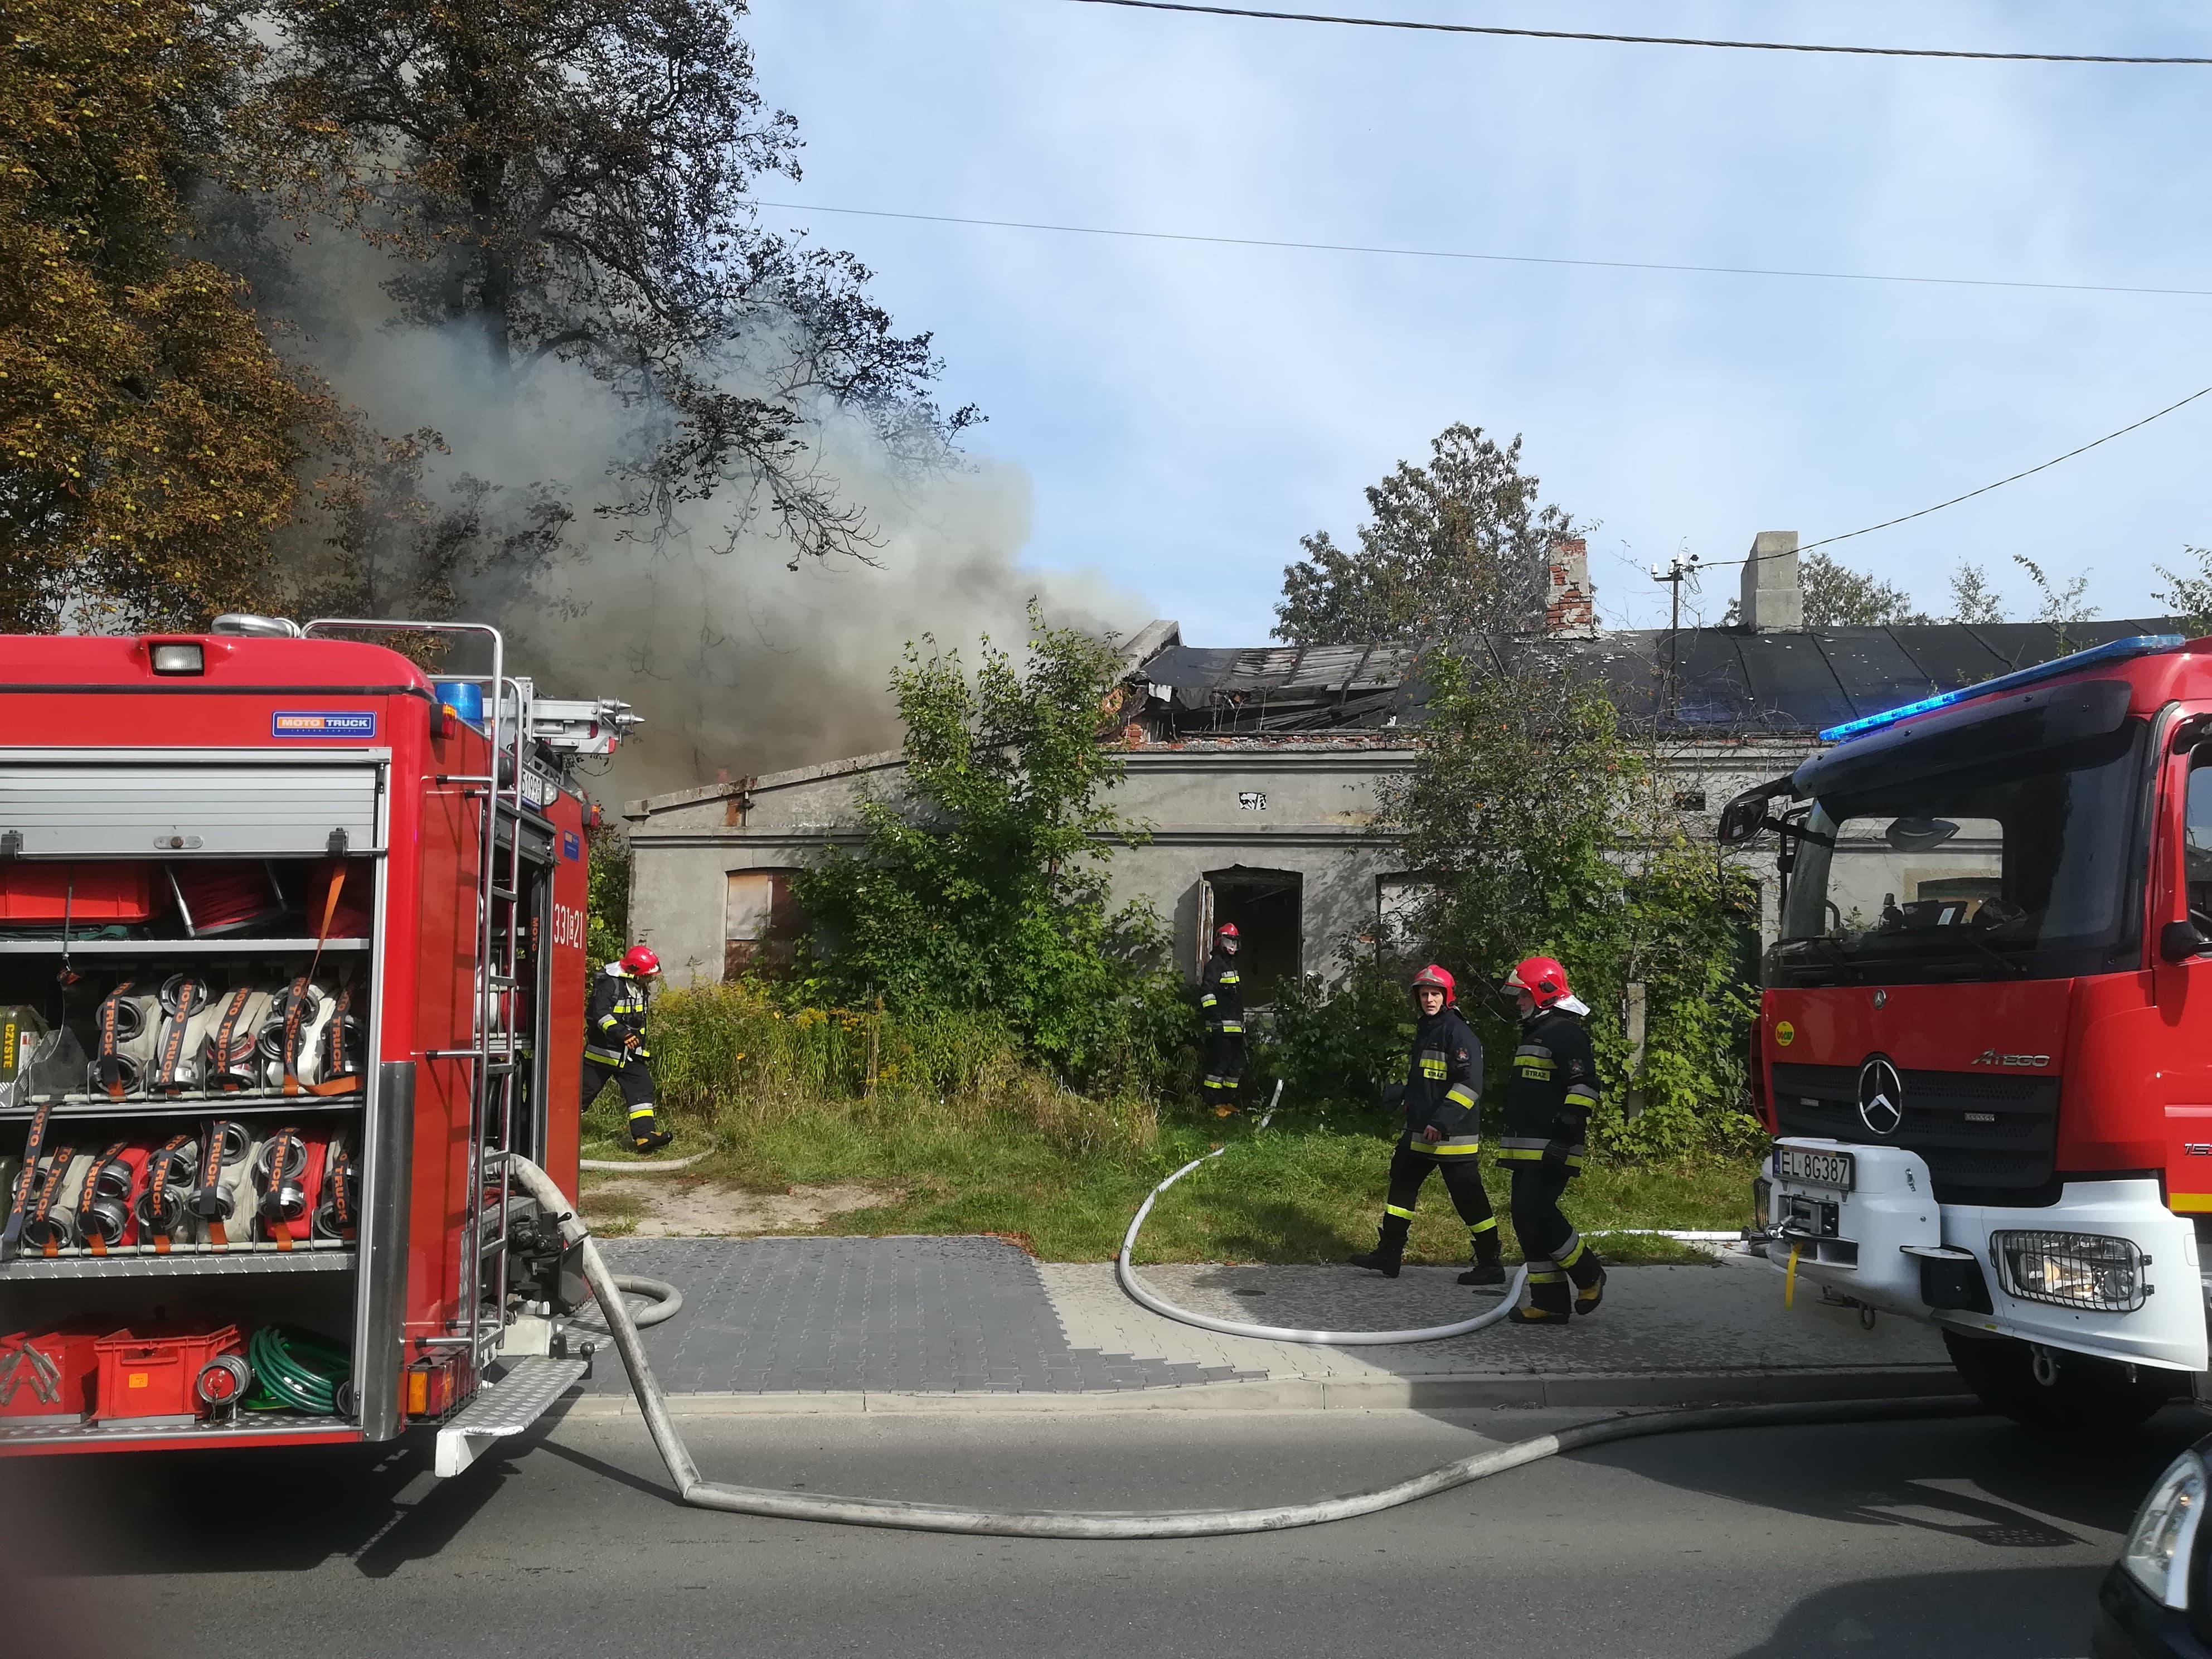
[1497,955,1607,1323]
[585,944,671,1151]
[1200,923,1245,1114]
[1346,964,1502,1286]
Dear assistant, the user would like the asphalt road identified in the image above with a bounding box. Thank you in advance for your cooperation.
[6,1402,2199,1658]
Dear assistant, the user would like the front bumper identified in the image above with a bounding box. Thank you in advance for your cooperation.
[1765,1138,2207,1372]
[2095,1563,2212,1659]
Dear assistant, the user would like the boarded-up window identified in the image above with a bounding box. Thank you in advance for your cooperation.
[725,869,802,979]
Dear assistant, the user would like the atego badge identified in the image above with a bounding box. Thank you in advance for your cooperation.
[1857,1056,1904,1137]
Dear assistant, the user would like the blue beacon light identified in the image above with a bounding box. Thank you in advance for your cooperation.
[1817,634,2186,745]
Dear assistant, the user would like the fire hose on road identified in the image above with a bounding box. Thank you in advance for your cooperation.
[509,1153,1979,1539]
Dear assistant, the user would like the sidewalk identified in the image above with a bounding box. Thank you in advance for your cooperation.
[562,1235,1955,1417]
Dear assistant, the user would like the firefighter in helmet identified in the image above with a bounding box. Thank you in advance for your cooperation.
[585,944,670,1151]
[1346,964,1502,1286]
[1199,922,1245,1113]
[1497,954,1606,1323]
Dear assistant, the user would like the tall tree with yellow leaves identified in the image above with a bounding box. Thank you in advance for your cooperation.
[0,0,308,631]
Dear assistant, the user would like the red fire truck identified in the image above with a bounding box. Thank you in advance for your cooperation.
[0,615,634,1471]
[1722,631,2212,1430]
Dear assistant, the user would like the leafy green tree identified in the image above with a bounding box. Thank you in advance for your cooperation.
[0,0,312,630]
[242,0,967,568]
[1274,424,1574,644]
[2155,546,2212,637]
[1383,648,1760,1154]
[792,611,1167,1079]
[585,823,632,967]
[1799,551,1927,627]
[1944,561,2006,624]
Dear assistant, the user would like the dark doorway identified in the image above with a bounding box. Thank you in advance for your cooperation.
[1202,867,1303,1007]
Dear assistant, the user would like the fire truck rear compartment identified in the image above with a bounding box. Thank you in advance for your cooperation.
[0,754,389,1449]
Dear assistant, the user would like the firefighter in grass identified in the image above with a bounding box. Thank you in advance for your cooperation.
[1347,963,1503,1285]
[585,944,672,1152]
[1199,922,1246,1114]
[1497,954,1608,1324]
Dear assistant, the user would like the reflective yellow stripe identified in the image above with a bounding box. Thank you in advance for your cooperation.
[1220,971,1239,984]
[1556,1237,1585,1269]
[1425,1142,1482,1156]
[626,1105,658,1120]
[1384,1204,1418,1220]
[1564,1089,1598,1108]
[1527,1268,1566,1283]
[1468,1217,1498,1235]
[1200,993,1216,1007]
[1515,1060,1555,1076]
[1217,1023,1243,1034]
[1496,1146,1545,1162]
[1444,1085,1477,1109]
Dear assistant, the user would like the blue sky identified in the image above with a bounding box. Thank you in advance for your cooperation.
[739,1,2212,643]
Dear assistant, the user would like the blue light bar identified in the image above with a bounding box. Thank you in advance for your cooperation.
[1818,634,2186,744]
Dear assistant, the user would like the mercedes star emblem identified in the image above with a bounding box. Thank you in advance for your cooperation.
[1857,1057,1904,1136]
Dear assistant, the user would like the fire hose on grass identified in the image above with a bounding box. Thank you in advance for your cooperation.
[506,1153,1979,1540]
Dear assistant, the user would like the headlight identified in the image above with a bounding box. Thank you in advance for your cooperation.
[2124,1450,2206,1609]
[1990,1229,2147,1312]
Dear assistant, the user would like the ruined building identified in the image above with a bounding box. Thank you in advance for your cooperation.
[624,535,2181,996]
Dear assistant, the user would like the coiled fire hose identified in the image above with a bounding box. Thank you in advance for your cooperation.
[504,1154,1980,1540]
[246,1326,351,1415]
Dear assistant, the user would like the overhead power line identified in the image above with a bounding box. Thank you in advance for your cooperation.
[1707,382,2212,570]
[756,201,2212,300]
[1063,0,2212,66]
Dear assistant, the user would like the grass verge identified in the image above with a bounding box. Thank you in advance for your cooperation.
[585,1089,1757,1265]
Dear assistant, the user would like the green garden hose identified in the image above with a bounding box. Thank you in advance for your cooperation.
[244,1326,351,1415]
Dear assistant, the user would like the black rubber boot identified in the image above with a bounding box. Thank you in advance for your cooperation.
[1508,1271,1574,1325]
[1456,1231,1506,1287]
[630,1112,674,1152]
[1346,1215,1410,1277]
[1567,1250,1607,1317]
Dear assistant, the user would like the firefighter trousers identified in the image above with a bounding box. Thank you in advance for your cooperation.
[1201,1027,1245,1106]
[584,1056,668,1148]
[1385,1139,1496,1237]
[1510,1163,1602,1311]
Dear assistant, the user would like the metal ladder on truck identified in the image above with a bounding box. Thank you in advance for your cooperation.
[303,621,588,1471]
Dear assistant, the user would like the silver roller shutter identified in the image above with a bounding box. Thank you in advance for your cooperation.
[0,763,383,856]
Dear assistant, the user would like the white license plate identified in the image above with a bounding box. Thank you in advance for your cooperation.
[1775,1147,1855,1191]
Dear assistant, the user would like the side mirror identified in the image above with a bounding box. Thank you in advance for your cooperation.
[2161,920,2209,965]
[1718,794,1775,846]
[1717,775,1798,846]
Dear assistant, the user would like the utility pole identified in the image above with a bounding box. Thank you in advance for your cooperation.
[1649,551,1702,717]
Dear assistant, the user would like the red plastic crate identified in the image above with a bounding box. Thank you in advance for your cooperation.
[0,1326,120,1423]
[0,864,153,923]
[94,1326,242,1422]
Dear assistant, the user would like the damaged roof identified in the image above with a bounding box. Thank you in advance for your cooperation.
[1131,618,2189,737]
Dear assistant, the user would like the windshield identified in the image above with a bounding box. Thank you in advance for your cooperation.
[1771,719,2150,986]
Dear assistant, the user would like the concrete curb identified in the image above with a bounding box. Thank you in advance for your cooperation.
[555,1365,1961,1419]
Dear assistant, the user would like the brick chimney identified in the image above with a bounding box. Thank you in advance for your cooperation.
[1738,531,1802,631]
[1544,536,1597,638]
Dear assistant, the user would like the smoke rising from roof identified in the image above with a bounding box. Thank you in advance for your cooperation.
[267,242,1148,799]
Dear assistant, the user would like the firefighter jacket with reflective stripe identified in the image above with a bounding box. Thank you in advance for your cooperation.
[585,964,652,1066]
[1401,1006,1483,1153]
[1200,949,1244,1034]
[1500,1007,1598,1173]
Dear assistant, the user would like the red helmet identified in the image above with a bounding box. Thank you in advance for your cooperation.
[1410,964,1456,1003]
[1216,923,1239,940]
[1503,955,1572,1010]
[620,945,663,978]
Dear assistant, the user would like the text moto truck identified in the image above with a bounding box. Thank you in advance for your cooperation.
[1723,630,2212,1430]
[0,616,634,1471]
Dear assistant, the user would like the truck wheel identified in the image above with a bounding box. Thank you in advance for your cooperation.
[1941,1331,2176,1435]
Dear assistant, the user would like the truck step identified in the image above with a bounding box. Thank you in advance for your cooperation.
[432,1356,588,1478]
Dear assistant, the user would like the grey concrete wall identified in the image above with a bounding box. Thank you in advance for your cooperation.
[622,736,1822,991]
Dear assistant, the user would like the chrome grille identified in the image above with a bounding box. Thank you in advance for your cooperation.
[1770,1062,2058,1199]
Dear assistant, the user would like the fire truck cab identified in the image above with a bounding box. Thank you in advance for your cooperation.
[0,617,634,1468]
[1723,632,2212,1429]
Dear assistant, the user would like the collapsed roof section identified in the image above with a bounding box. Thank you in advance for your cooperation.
[1124,618,2190,741]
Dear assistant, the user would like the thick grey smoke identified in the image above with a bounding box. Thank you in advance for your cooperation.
[266,250,1148,801]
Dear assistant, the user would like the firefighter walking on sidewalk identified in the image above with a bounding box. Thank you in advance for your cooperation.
[585,944,671,1151]
[1199,922,1246,1114]
[1497,955,1607,1323]
[1346,964,1503,1286]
